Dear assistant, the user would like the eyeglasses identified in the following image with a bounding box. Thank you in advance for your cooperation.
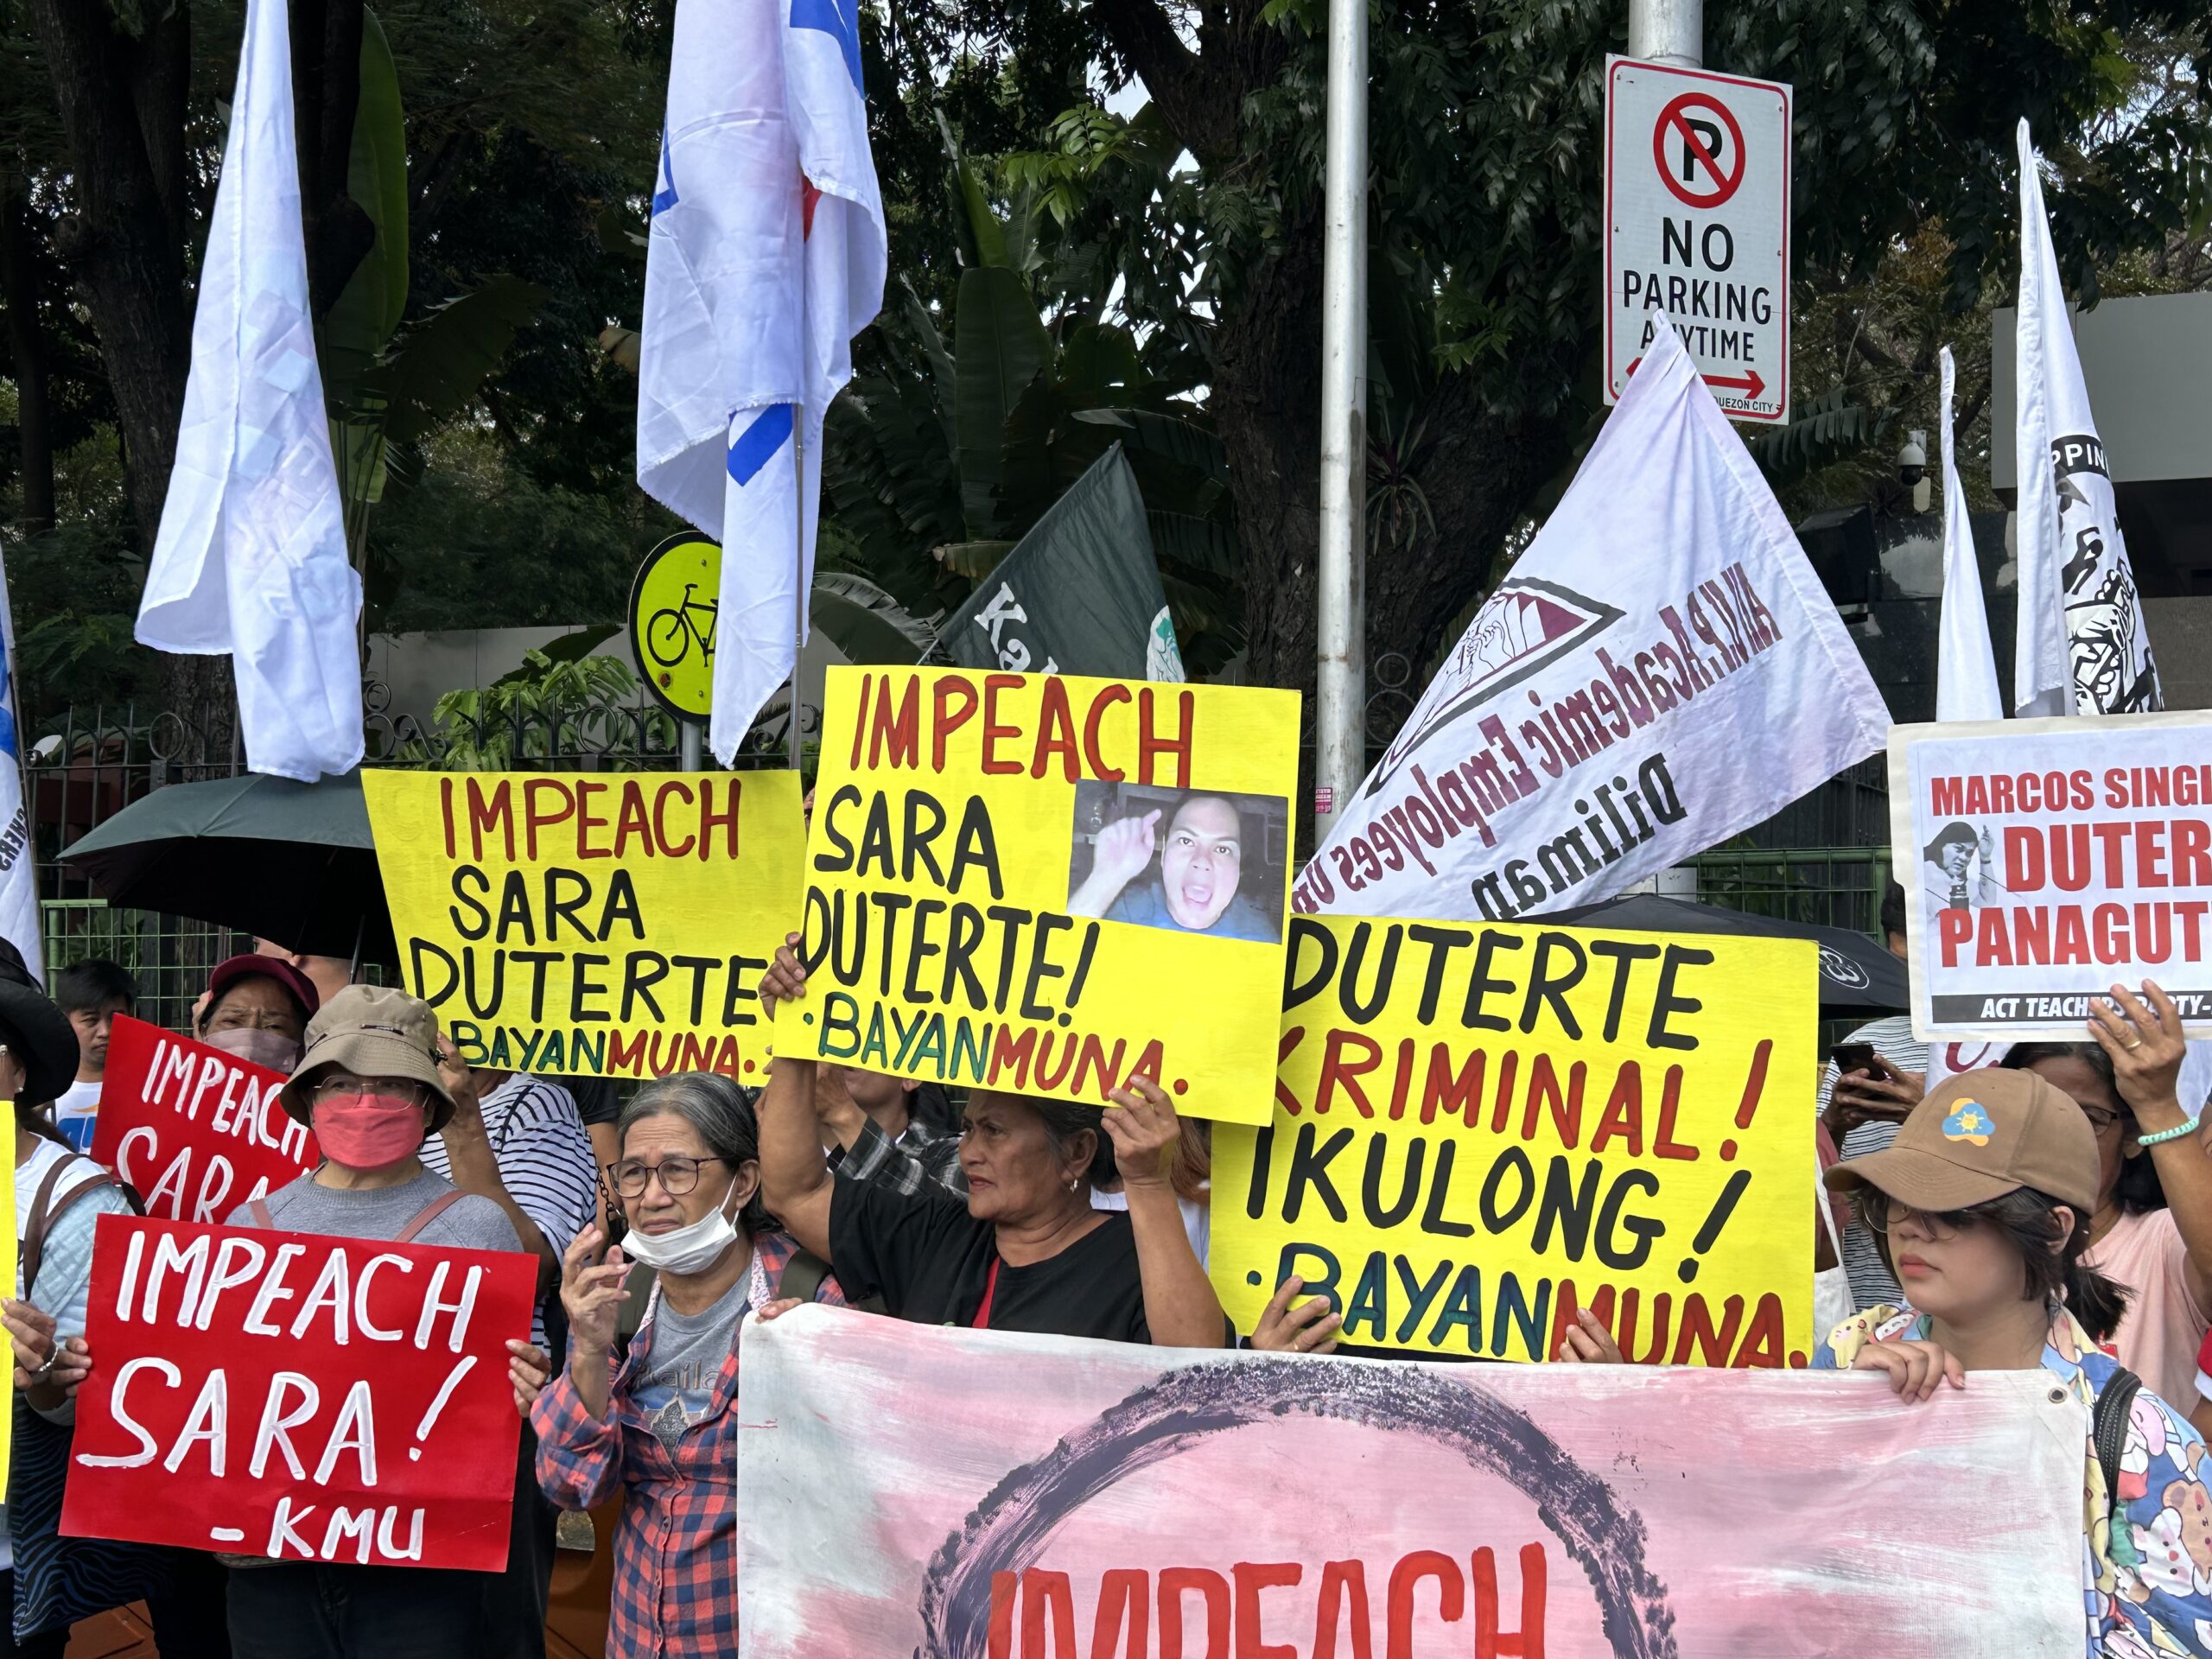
[2078,1103,2126,1135]
[607,1155,725,1198]
[309,1076,433,1109]
[1861,1194,1984,1238]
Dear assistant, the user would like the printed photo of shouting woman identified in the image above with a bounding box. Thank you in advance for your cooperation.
[1065,782,1288,944]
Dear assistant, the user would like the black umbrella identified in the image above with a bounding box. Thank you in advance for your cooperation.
[1534,893,1905,1017]
[60,770,395,965]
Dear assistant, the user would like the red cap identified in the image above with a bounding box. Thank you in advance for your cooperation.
[207,954,321,1023]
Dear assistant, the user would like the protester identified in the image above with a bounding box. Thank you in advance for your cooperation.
[216,984,531,1656]
[756,937,1226,1343]
[48,959,132,1154]
[508,1073,841,1656]
[2000,982,2212,1408]
[1565,1067,2210,1650]
[195,952,319,1062]
[1813,882,1926,1309]
[0,940,179,1656]
[416,1063,595,1659]
[1068,796,1276,941]
[1816,1069,2212,1656]
[817,1062,965,1198]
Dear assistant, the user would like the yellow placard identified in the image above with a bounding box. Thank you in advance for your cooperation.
[776,665,1300,1124]
[0,1168,12,1484]
[1211,914,1816,1364]
[365,769,804,1079]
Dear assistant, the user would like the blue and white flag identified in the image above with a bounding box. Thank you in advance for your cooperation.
[0,543,41,982]
[636,0,886,763]
[136,0,363,782]
[1935,346,2002,722]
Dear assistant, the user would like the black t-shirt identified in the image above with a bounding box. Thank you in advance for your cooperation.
[829,1177,1150,1343]
[567,1075,620,1127]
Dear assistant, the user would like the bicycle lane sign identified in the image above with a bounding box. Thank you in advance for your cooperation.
[629,534,721,722]
[1604,57,1790,423]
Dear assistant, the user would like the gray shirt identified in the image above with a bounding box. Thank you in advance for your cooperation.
[632,1277,747,1452]
[228,1165,520,1255]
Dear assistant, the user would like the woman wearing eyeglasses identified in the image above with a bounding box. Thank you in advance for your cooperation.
[223,984,525,1658]
[506,1072,842,1657]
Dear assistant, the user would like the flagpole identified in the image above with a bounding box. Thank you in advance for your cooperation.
[790,416,805,772]
[1313,0,1367,848]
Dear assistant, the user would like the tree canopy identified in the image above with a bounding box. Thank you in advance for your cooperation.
[3,0,2207,745]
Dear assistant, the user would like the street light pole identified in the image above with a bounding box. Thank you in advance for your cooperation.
[1313,0,1368,848]
[1628,0,1700,67]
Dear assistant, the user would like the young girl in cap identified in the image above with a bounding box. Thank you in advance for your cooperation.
[1818,1067,2212,1657]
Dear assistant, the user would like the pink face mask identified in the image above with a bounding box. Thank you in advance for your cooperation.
[311,1094,426,1172]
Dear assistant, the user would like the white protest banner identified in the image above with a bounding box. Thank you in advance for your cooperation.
[739,1309,2084,1657]
[1891,709,2212,1040]
[1294,317,1888,922]
[2012,120,2160,719]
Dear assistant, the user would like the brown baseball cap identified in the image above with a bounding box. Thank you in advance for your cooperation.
[1823,1068,2099,1214]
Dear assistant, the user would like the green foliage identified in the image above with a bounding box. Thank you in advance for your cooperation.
[320,7,410,410]
[823,105,1245,672]
[398,648,657,770]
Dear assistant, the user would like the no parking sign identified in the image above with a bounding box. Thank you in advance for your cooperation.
[1604,58,1790,423]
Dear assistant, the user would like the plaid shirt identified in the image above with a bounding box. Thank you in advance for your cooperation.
[835,1114,968,1198]
[530,1231,842,1657]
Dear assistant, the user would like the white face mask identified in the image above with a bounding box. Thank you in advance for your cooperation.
[620,1175,745,1276]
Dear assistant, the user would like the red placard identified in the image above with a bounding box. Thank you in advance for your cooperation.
[62,1215,534,1571]
[91,1015,320,1222]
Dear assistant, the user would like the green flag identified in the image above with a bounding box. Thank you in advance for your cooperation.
[937,446,1185,680]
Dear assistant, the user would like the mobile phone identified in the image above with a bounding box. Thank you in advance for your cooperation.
[1830,1042,1877,1076]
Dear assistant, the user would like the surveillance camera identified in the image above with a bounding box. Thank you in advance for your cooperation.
[1897,430,1927,487]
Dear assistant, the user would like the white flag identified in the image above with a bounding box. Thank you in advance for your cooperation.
[637,0,886,764]
[2012,120,2159,719]
[0,545,41,982]
[1293,317,1890,921]
[1935,347,2002,722]
[135,0,363,783]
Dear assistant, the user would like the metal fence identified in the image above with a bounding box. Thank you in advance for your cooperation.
[1690,845,1894,936]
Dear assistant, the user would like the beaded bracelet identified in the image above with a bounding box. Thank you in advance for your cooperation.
[2138,1116,2203,1147]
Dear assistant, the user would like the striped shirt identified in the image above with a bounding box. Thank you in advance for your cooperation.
[421,1073,598,1343]
[1814,1015,1927,1311]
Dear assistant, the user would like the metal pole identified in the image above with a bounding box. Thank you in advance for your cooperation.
[1628,0,1700,67]
[1313,0,1368,845]
[790,418,806,772]
[679,721,702,772]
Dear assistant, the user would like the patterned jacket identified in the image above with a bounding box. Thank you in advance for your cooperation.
[531,1231,842,1657]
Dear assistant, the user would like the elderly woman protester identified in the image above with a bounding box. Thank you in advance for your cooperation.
[0,940,179,1656]
[220,984,528,1658]
[506,1073,842,1656]
[757,942,1234,1348]
[195,951,319,1066]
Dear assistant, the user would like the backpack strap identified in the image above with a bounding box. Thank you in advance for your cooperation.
[21,1159,130,1298]
[395,1189,467,1246]
[2094,1365,2145,1514]
[247,1198,276,1231]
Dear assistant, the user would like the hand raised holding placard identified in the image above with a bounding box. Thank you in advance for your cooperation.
[2089,981,2187,1117]
[1099,1075,1179,1185]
